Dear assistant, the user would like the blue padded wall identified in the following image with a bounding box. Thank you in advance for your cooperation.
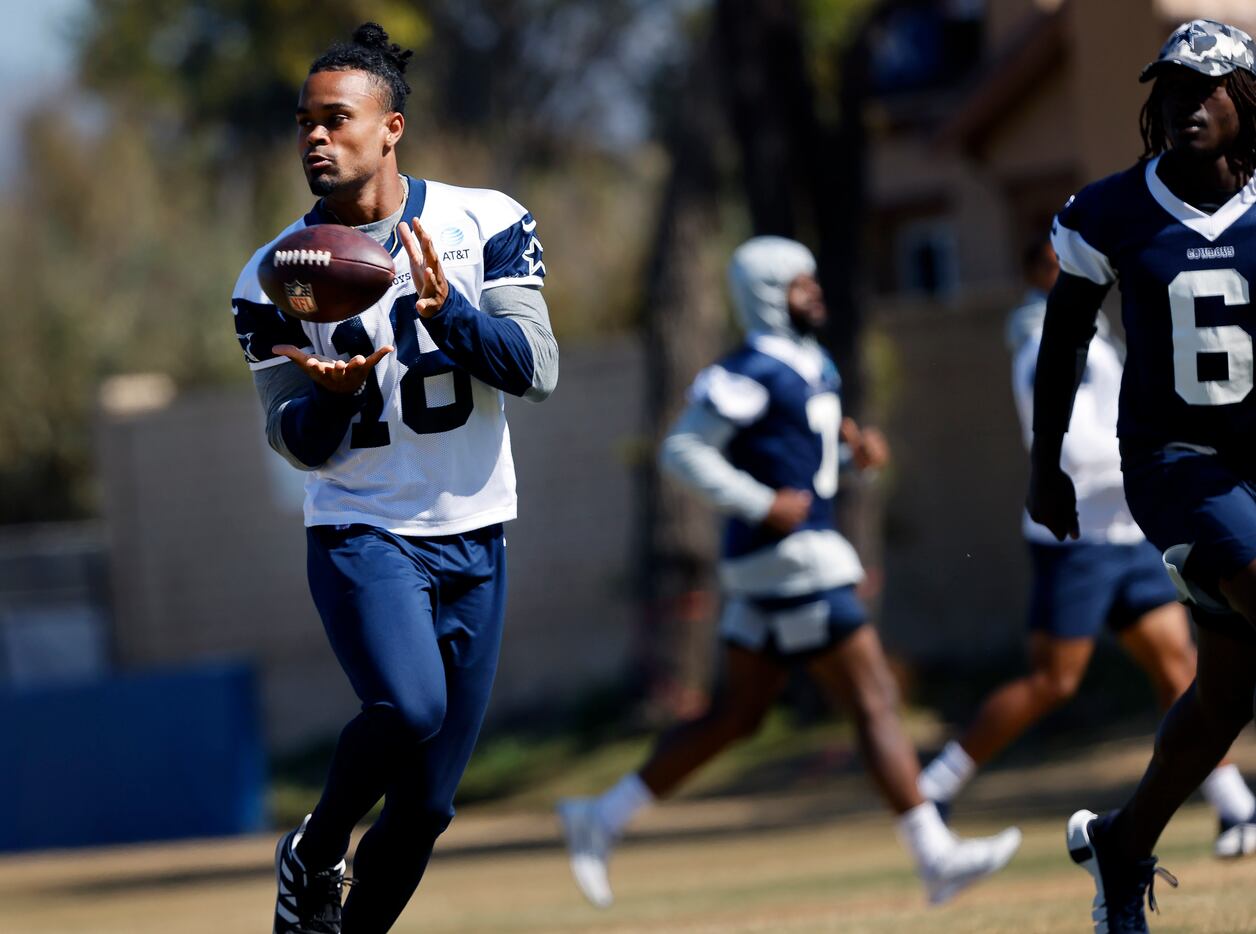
[0,662,265,851]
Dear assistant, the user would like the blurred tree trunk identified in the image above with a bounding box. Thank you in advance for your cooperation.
[713,0,883,608]
[714,0,872,408]
[635,5,879,713]
[713,0,809,238]
[818,28,873,414]
[635,35,728,720]
[706,1,889,644]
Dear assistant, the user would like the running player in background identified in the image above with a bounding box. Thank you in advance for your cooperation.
[919,241,1256,857]
[1029,19,1256,932]
[557,236,1021,910]
[231,23,557,934]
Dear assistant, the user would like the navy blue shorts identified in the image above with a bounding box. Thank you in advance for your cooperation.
[1123,445,1256,589]
[720,585,867,657]
[1027,541,1179,639]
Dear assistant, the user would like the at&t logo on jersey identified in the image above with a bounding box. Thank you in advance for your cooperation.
[285,280,318,314]
[441,226,473,263]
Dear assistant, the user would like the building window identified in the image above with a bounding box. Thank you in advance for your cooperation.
[896,220,959,297]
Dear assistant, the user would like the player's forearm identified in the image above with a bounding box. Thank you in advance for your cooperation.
[659,404,776,522]
[278,387,369,468]
[1030,273,1108,457]
[420,286,542,398]
[254,366,365,470]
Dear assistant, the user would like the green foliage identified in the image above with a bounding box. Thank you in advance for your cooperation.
[801,0,880,121]
[76,0,431,149]
[0,103,659,521]
[0,0,876,522]
[0,1,684,521]
[0,106,262,520]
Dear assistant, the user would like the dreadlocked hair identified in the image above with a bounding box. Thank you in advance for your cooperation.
[1140,68,1256,181]
[310,22,413,114]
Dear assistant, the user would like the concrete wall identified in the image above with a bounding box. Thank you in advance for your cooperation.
[97,339,642,751]
[871,289,1033,664]
[97,309,1047,750]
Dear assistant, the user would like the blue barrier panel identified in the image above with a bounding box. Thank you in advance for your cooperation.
[0,662,265,851]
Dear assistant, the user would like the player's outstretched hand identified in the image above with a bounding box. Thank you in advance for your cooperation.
[842,418,890,470]
[763,488,813,536]
[272,344,393,395]
[399,218,448,318]
[1027,462,1080,541]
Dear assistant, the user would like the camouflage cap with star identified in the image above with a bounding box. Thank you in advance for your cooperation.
[1140,18,1256,83]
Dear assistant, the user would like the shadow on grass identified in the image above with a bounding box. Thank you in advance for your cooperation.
[48,651,1181,897]
[46,732,1164,897]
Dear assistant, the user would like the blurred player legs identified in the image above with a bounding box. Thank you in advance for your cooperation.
[1028,17,1256,929]
[560,625,1021,908]
[559,237,1019,909]
[919,566,1256,855]
[921,238,1256,862]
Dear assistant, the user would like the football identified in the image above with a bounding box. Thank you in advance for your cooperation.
[258,224,396,323]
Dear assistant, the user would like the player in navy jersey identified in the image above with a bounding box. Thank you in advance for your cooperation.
[1029,19,1256,932]
[919,242,1256,855]
[230,24,557,934]
[557,237,1020,909]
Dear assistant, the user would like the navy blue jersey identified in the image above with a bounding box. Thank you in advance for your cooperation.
[692,334,842,560]
[1052,155,1256,451]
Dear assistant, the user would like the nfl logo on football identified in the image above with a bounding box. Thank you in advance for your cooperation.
[285,280,318,314]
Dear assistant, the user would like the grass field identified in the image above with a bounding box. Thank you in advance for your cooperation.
[7,732,1256,933]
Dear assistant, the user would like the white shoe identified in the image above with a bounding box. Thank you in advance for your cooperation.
[1216,814,1256,858]
[557,798,616,908]
[921,826,1022,905]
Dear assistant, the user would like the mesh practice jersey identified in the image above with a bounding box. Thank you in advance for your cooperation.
[689,333,864,597]
[232,177,545,536]
[1052,155,1256,452]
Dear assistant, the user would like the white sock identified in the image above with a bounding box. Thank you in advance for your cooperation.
[1202,763,1256,824]
[917,740,976,803]
[596,773,655,835]
[897,801,955,870]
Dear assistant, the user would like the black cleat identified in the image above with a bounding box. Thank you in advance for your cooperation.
[1067,809,1177,933]
[274,815,347,934]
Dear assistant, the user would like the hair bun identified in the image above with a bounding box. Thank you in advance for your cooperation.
[352,22,412,74]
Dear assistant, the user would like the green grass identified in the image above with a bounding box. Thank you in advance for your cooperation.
[268,643,1179,829]
[8,799,1254,933]
[11,723,1256,933]
[269,703,946,827]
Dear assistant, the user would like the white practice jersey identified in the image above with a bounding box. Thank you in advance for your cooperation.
[1010,303,1143,545]
[231,177,545,536]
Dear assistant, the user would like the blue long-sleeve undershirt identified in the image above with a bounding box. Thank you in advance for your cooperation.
[1031,271,1109,442]
[277,382,368,469]
[420,286,534,398]
[252,284,555,471]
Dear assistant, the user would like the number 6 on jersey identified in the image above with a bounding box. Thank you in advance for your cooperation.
[1169,268,1255,406]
